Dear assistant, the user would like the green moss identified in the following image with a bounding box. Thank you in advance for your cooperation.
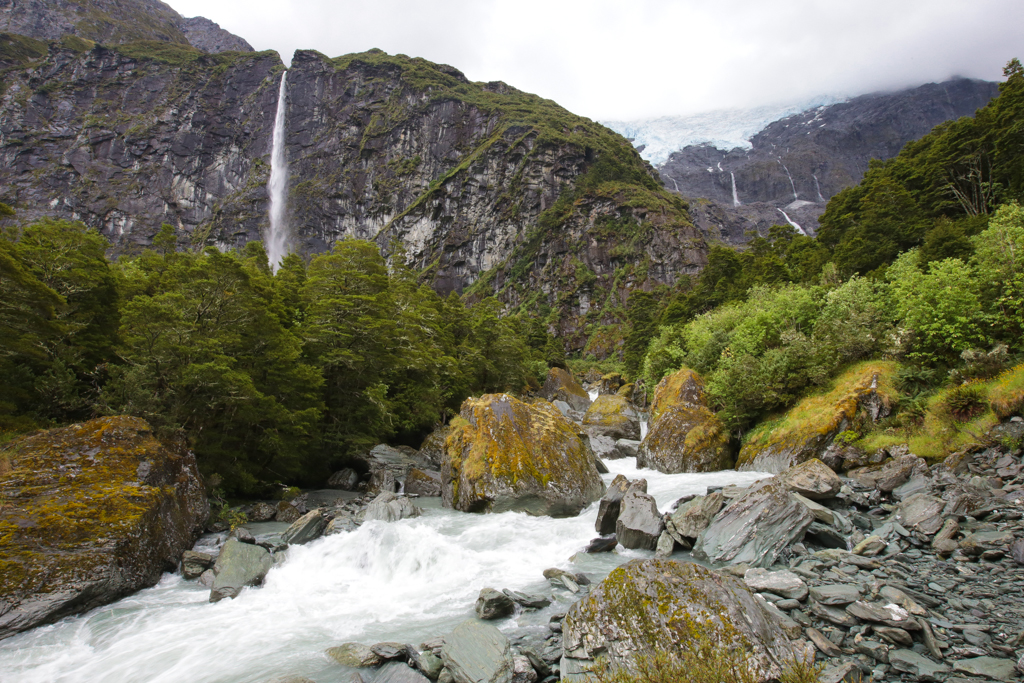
[989,363,1024,419]
[114,41,277,69]
[0,33,48,67]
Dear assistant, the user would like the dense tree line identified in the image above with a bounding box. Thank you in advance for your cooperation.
[0,219,551,494]
[639,60,1024,434]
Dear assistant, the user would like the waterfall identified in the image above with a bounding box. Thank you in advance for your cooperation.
[777,208,806,236]
[779,160,798,201]
[813,174,826,203]
[731,172,741,207]
[266,72,289,273]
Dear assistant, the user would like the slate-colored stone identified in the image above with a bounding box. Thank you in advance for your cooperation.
[441,620,514,683]
[281,508,327,545]
[615,489,664,550]
[209,538,273,602]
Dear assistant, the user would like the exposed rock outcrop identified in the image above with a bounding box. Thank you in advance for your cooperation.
[541,368,591,413]
[0,416,207,639]
[442,394,604,516]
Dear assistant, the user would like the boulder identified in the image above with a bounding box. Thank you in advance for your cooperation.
[637,368,731,474]
[373,662,432,683]
[586,434,617,461]
[281,509,327,545]
[595,474,632,535]
[209,538,273,602]
[743,568,808,601]
[327,467,360,490]
[613,439,640,458]
[615,488,664,550]
[248,501,278,521]
[442,394,604,517]
[875,454,928,493]
[275,501,302,524]
[441,620,514,683]
[665,491,723,543]
[354,444,427,494]
[365,492,422,523]
[894,494,944,536]
[405,468,442,497]
[0,416,208,640]
[692,478,814,567]
[540,368,591,413]
[953,656,1019,681]
[561,559,804,683]
[737,364,896,473]
[419,425,452,469]
[581,395,640,440]
[476,588,515,620]
[888,650,948,681]
[780,459,841,499]
[325,513,359,535]
[181,550,215,580]
[328,643,383,667]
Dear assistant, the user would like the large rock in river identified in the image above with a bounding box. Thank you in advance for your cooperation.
[0,416,207,640]
[442,394,604,516]
[691,478,814,568]
[637,368,731,473]
[581,395,640,440]
[209,537,274,602]
[442,620,514,683]
[561,559,803,682]
[540,367,591,413]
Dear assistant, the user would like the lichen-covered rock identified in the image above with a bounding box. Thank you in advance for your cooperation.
[582,394,640,440]
[691,478,814,568]
[737,363,898,473]
[636,368,731,473]
[0,416,207,640]
[779,458,842,499]
[405,468,443,497]
[442,394,604,517]
[541,368,591,413]
[561,559,803,682]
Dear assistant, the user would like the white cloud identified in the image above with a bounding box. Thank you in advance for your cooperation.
[165,0,1023,120]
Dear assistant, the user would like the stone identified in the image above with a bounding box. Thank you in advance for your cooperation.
[743,568,808,600]
[636,401,732,473]
[648,368,708,422]
[0,417,208,640]
[595,474,632,535]
[615,489,664,550]
[326,514,359,535]
[876,454,928,493]
[585,536,618,553]
[959,530,1015,556]
[819,662,863,683]
[248,501,278,522]
[540,368,591,413]
[275,502,302,524]
[654,531,676,557]
[502,590,550,609]
[442,394,604,517]
[879,586,927,617]
[895,494,945,536]
[198,568,215,588]
[665,491,723,542]
[441,620,514,683]
[852,535,887,556]
[511,655,537,683]
[806,627,842,657]
[853,634,889,663]
[952,656,1019,681]
[181,550,215,580]
[414,651,444,680]
[780,458,842,499]
[808,584,862,605]
[561,559,804,683]
[1011,537,1024,565]
[419,425,453,469]
[328,468,361,490]
[613,439,640,458]
[873,626,913,647]
[209,538,274,602]
[281,509,327,545]
[809,601,859,627]
[373,642,411,661]
[373,662,432,683]
[586,434,617,461]
[476,588,515,620]
[328,643,383,668]
[888,649,949,681]
[582,394,640,441]
[790,492,835,525]
[405,469,443,497]
[845,601,919,630]
[365,492,422,523]
[691,478,814,568]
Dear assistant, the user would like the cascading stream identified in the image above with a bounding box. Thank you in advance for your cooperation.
[0,460,770,683]
[266,71,290,273]
[730,172,741,207]
[777,208,807,236]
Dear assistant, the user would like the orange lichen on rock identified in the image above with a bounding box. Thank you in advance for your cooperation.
[0,416,207,640]
[442,394,604,516]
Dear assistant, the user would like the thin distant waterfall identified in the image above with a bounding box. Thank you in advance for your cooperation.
[779,160,798,201]
[266,71,289,272]
[813,174,826,203]
[777,208,806,235]
[731,172,741,207]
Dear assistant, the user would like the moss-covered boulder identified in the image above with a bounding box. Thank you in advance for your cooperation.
[581,394,640,440]
[419,424,452,469]
[561,559,804,682]
[541,368,591,413]
[442,394,605,517]
[0,416,207,640]
[737,362,898,474]
[637,368,731,473]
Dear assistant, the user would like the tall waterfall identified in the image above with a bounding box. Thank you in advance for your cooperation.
[266,72,289,272]
[777,208,806,236]
[813,174,826,203]
[778,160,798,201]
[730,172,741,207]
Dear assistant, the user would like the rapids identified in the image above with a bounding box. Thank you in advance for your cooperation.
[0,460,770,683]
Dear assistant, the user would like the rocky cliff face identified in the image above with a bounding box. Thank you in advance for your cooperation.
[0,0,252,53]
[659,79,1000,240]
[0,42,703,348]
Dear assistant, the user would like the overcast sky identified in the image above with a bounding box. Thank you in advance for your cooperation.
[166,0,1023,121]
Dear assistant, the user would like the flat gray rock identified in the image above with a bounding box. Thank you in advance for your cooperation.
[889,649,949,681]
[281,508,327,545]
[441,620,513,683]
[809,584,861,605]
[743,568,808,600]
[895,493,945,536]
[952,656,1019,681]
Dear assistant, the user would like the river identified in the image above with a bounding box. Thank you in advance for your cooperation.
[0,459,770,683]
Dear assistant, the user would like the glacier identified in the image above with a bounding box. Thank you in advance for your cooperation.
[602,95,847,166]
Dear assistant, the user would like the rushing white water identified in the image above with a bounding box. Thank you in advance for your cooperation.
[730,172,741,207]
[587,388,599,402]
[0,460,770,683]
[266,72,290,273]
[777,208,806,236]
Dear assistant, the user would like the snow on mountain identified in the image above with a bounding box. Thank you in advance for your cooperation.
[602,95,848,166]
